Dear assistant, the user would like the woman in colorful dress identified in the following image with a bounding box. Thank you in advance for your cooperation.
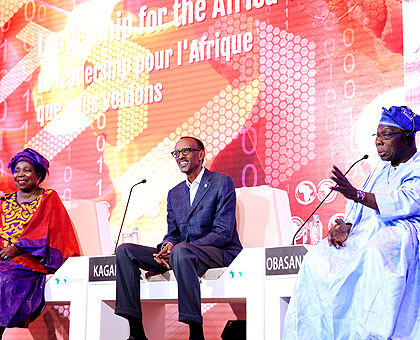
[0,148,80,338]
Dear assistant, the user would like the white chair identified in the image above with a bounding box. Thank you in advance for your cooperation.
[44,200,112,340]
[85,185,295,340]
[61,200,113,256]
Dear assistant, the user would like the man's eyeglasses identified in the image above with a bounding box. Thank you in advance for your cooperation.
[171,147,201,158]
[372,131,403,140]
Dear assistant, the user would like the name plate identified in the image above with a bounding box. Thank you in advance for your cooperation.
[89,256,116,282]
[265,245,309,275]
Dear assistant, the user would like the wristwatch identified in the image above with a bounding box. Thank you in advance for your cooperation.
[355,190,365,203]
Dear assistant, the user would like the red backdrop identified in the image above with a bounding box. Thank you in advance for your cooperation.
[0,0,405,246]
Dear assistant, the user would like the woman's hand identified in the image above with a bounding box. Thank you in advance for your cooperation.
[0,245,22,260]
[327,219,352,249]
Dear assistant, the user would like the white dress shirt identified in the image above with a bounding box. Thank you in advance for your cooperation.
[186,167,205,206]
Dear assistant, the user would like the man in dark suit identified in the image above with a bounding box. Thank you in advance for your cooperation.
[115,136,242,340]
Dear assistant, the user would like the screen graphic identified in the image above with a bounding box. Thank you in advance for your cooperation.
[0,0,405,246]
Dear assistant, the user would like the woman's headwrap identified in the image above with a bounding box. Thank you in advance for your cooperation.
[380,106,420,133]
[8,148,50,183]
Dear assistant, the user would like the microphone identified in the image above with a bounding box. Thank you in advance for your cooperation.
[291,155,368,245]
[114,179,147,254]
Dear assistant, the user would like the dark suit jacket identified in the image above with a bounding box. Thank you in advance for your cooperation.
[162,168,242,264]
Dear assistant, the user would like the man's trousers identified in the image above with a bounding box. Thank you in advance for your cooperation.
[115,242,230,324]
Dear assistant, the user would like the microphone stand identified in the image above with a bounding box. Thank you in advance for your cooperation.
[114,179,147,254]
[291,155,368,245]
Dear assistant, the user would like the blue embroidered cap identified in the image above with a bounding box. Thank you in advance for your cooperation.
[379,106,420,133]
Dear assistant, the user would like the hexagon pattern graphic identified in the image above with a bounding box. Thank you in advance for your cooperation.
[256,21,316,186]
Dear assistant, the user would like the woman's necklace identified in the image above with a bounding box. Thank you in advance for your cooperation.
[18,189,42,204]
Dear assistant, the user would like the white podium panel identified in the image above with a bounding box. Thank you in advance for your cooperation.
[44,186,304,339]
[85,248,266,340]
[44,256,89,340]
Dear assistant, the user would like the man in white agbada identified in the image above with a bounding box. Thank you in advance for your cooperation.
[283,106,420,339]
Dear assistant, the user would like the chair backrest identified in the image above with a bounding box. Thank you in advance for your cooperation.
[235,185,294,247]
[61,186,294,255]
[62,200,113,256]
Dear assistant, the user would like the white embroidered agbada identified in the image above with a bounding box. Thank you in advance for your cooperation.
[283,152,420,339]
